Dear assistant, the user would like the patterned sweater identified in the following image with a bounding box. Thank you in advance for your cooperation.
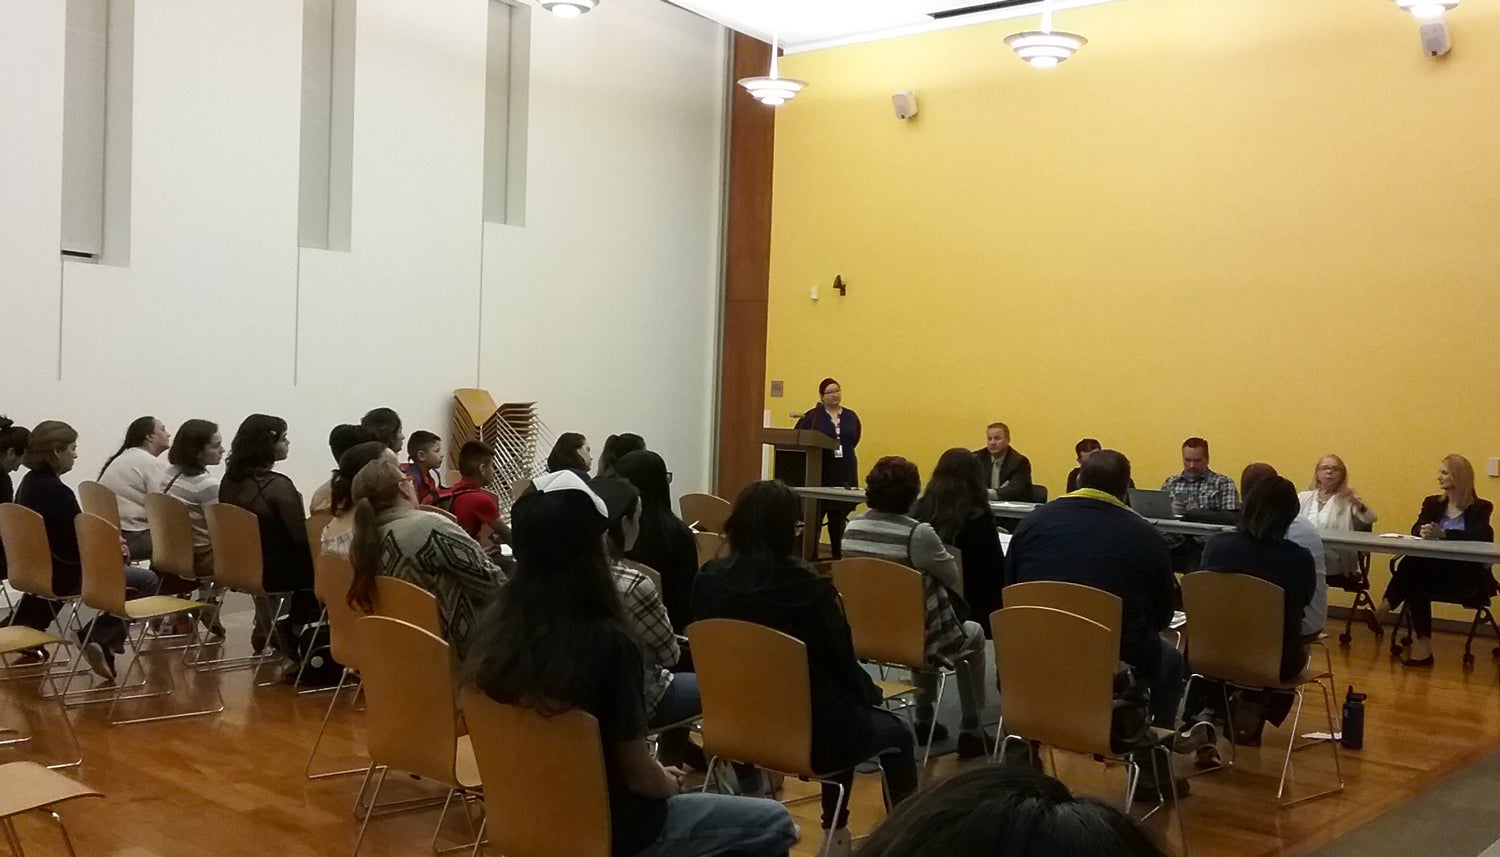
[370,507,507,660]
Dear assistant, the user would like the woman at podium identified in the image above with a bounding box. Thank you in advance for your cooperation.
[795,378,862,559]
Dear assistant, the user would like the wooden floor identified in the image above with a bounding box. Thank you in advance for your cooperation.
[1,607,1497,857]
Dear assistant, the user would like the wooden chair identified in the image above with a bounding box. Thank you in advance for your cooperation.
[351,616,480,857]
[1000,581,1123,656]
[679,493,731,534]
[0,505,83,642]
[201,504,287,678]
[688,618,884,856]
[76,482,120,530]
[995,605,1187,844]
[693,531,724,570]
[459,689,610,857]
[0,627,81,769]
[418,505,459,524]
[145,493,201,586]
[71,513,221,725]
[1180,571,1343,807]
[372,577,441,637]
[0,761,102,857]
[305,512,333,560]
[830,557,952,766]
[305,552,368,781]
[1029,485,1049,504]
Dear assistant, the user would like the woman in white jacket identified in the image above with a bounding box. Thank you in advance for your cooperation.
[1298,454,1377,583]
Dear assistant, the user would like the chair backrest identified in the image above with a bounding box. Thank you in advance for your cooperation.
[78,481,121,530]
[995,605,1116,758]
[0,504,57,598]
[459,689,611,857]
[417,505,458,523]
[372,577,442,636]
[1180,571,1284,688]
[830,557,927,669]
[693,531,723,570]
[313,553,361,669]
[679,493,732,534]
[145,493,198,582]
[621,559,663,593]
[1000,580,1123,658]
[76,513,127,616]
[687,618,815,777]
[204,503,266,594]
[1030,485,1049,504]
[304,512,333,560]
[354,616,460,784]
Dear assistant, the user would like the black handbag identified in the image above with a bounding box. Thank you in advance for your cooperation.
[1110,666,1153,753]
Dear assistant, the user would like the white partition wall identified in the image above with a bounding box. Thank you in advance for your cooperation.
[0,0,727,498]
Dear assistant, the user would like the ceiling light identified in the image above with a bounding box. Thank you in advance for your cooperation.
[540,0,598,18]
[1005,0,1086,69]
[737,32,807,107]
[1396,0,1458,18]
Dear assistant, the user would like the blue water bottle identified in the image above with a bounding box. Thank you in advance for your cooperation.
[1341,686,1366,750]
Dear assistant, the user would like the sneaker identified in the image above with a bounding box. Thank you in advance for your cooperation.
[820,827,852,857]
[1171,721,1216,754]
[1194,745,1222,770]
[82,642,117,681]
[250,627,268,655]
[956,730,994,760]
[13,648,50,666]
[914,721,949,746]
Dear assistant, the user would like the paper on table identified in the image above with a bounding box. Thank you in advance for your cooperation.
[1377,533,1420,539]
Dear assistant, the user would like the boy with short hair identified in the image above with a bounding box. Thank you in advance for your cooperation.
[401,430,444,506]
[445,441,511,548]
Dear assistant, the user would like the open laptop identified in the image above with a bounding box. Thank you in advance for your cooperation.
[1129,488,1177,519]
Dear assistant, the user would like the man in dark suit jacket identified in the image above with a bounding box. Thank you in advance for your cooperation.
[972,422,1034,502]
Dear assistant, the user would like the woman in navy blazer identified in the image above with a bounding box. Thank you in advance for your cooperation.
[1378,454,1495,667]
[795,378,861,559]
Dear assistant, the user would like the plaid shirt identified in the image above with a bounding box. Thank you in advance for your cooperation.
[612,562,679,715]
[1161,470,1240,546]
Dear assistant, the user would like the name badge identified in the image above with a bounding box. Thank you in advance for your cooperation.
[833,448,844,459]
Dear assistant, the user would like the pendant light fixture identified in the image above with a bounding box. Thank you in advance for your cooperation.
[540,0,598,18]
[1395,0,1458,18]
[737,32,807,107]
[1004,0,1087,69]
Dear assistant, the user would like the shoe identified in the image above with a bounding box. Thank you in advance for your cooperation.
[1403,655,1435,668]
[81,642,117,681]
[250,627,268,655]
[13,648,50,666]
[998,739,1043,769]
[956,730,994,760]
[1194,745,1222,770]
[1172,721,1216,754]
[820,827,852,857]
[1134,776,1191,803]
[914,721,949,745]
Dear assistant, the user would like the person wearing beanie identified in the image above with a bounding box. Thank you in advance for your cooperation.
[465,470,796,857]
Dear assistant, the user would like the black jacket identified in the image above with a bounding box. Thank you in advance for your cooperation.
[14,469,84,595]
[692,552,880,772]
[1410,494,1497,597]
[973,448,1033,502]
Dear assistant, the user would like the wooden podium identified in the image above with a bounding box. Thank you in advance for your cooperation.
[761,428,838,559]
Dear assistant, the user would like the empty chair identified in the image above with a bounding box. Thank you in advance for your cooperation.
[459,689,610,857]
[0,626,81,769]
[1180,571,1343,807]
[0,761,102,856]
[679,493,731,534]
[77,481,120,530]
[1030,485,1049,504]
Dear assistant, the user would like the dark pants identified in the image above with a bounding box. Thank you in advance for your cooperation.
[1169,538,1204,573]
[122,529,152,563]
[810,501,851,560]
[1138,637,1186,727]
[11,565,161,653]
[817,708,917,830]
[1382,557,1491,638]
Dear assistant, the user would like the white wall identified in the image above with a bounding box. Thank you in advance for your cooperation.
[0,0,727,501]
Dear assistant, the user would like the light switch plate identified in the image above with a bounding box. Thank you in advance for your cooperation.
[770,380,783,398]
[1487,457,1499,478]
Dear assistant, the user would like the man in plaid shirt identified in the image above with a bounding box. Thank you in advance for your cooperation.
[1161,437,1240,570]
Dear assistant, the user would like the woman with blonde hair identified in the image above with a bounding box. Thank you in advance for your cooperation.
[1298,454,1377,583]
[1378,455,1495,667]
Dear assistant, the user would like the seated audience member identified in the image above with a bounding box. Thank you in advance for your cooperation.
[218,414,317,660]
[1299,454,1378,588]
[465,471,797,857]
[856,765,1169,857]
[843,456,989,757]
[911,448,1006,638]
[597,432,646,478]
[445,441,512,548]
[616,450,699,635]
[1192,475,1316,757]
[546,432,592,473]
[1065,438,1103,494]
[973,422,1033,502]
[694,479,917,856]
[1161,437,1240,571]
[401,430,444,505]
[596,477,699,768]
[0,418,31,584]
[161,419,224,579]
[321,441,398,560]
[98,415,171,560]
[1005,450,1208,794]
[12,421,160,677]
[1226,463,1328,638]
[360,407,404,455]
[345,459,505,661]
[309,424,378,516]
[1377,454,1495,666]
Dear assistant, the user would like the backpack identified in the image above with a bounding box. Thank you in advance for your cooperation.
[294,623,345,687]
[432,486,482,514]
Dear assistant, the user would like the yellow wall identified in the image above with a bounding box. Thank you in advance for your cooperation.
[767,0,1500,529]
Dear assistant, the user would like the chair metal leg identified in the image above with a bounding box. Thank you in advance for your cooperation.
[821,781,848,857]
[3,817,24,857]
[352,766,388,857]
[1122,757,1140,813]
[48,811,80,857]
[468,817,487,857]
[293,607,330,695]
[109,611,225,725]
[305,668,369,780]
[918,670,947,771]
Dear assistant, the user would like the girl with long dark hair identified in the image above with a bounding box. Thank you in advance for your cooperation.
[615,450,699,633]
[98,415,171,560]
[546,432,591,473]
[912,447,1006,636]
[162,419,224,579]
